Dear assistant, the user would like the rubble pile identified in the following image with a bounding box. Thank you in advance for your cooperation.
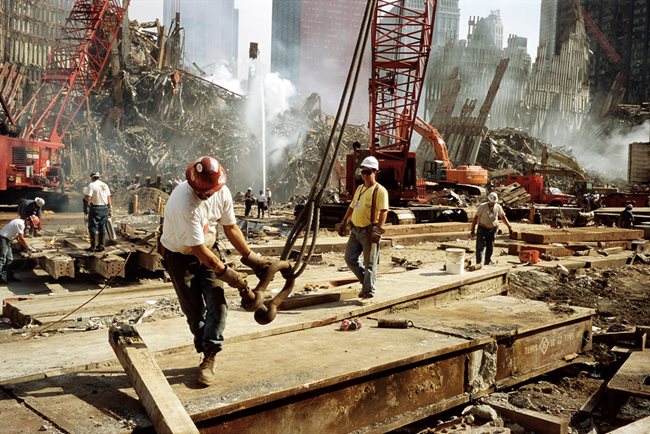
[266,93,367,201]
[61,22,368,203]
[476,128,559,174]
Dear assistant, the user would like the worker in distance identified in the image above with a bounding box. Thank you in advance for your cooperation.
[471,192,512,266]
[160,156,277,386]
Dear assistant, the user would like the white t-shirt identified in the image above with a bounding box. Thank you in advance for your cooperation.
[86,179,111,205]
[161,181,237,254]
[0,219,25,240]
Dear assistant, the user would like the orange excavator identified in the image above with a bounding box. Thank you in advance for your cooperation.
[414,115,488,186]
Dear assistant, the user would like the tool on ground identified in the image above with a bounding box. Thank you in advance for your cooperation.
[376,319,414,329]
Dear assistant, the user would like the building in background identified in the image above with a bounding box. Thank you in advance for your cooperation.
[537,0,558,64]
[271,0,369,123]
[424,10,530,129]
[163,0,239,76]
[271,0,301,85]
[0,0,73,81]
[542,0,650,105]
[467,10,503,49]
[430,0,460,50]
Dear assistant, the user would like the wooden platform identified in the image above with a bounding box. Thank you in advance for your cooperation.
[0,264,596,433]
[513,227,645,244]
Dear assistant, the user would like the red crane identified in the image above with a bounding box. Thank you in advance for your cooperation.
[0,0,129,200]
[346,0,435,204]
[577,1,621,64]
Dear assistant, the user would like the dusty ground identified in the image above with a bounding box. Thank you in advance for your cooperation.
[1,204,648,433]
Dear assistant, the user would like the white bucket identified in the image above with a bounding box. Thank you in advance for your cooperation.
[445,248,465,275]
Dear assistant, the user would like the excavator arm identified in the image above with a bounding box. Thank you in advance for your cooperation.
[413,115,452,169]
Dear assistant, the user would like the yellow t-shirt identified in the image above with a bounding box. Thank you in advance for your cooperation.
[350,183,389,227]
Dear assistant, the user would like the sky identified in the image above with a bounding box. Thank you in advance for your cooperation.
[128,0,543,77]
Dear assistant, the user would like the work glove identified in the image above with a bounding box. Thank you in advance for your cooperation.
[370,226,385,244]
[217,265,248,291]
[336,220,351,237]
[241,251,272,279]
[27,246,39,253]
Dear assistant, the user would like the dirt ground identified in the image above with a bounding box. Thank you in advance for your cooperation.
[1,205,648,433]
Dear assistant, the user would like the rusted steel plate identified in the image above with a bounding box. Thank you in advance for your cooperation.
[197,352,471,434]
[88,254,126,278]
[496,318,592,387]
[135,250,164,271]
[36,254,75,279]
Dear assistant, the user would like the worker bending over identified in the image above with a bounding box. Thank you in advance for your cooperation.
[0,216,39,283]
[160,156,276,386]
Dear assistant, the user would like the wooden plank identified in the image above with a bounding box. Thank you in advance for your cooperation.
[607,415,650,433]
[389,231,470,246]
[381,222,471,236]
[513,227,645,244]
[0,389,58,433]
[489,402,569,434]
[108,324,199,434]
[607,351,650,398]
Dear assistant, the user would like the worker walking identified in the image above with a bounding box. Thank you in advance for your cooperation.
[619,204,634,229]
[244,187,254,217]
[160,156,275,386]
[338,156,389,301]
[0,216,39,283]
[18,197,45,236]
[471,192,512,266]
[83,171,112,252]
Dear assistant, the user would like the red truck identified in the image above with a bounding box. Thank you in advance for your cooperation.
[501,174,576,206]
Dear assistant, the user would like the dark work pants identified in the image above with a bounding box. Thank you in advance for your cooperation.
[165,250,227,354]
[0,236,13,279]
[88,205,108,236]
[476,226,497,265]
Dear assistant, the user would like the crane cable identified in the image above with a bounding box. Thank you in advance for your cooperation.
[280,0,377,278]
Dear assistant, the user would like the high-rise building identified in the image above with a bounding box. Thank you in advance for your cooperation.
[538,0,558,64]
[271,0,369,122]
[0,0,73,80]
[545,0,650,105]
[163,0,238,76]
[271,0,301,85]
[467,10,503,49]
[431,0,461,48]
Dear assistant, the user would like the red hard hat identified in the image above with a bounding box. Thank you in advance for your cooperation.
[185,156,227,195]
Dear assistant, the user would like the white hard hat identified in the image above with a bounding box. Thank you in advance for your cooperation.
[35,197,45,207]
[247,187,252,191]
[360,156,379,171]
[488,192,498,203]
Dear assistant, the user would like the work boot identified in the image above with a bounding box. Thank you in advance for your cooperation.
[197,348,220,386]
[95,233,105,252]
[6,274,20,282]
[86,234,97,252]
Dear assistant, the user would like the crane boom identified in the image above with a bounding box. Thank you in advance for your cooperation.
[0,0,129,198]
[370,0,434,161]
[18,0,130,143]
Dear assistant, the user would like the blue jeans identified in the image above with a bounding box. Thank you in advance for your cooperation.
[0,237,13,280]
[165,251,227,354]
[88,205,108,236]
[476,226,497,265]
[345,226,380,297]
